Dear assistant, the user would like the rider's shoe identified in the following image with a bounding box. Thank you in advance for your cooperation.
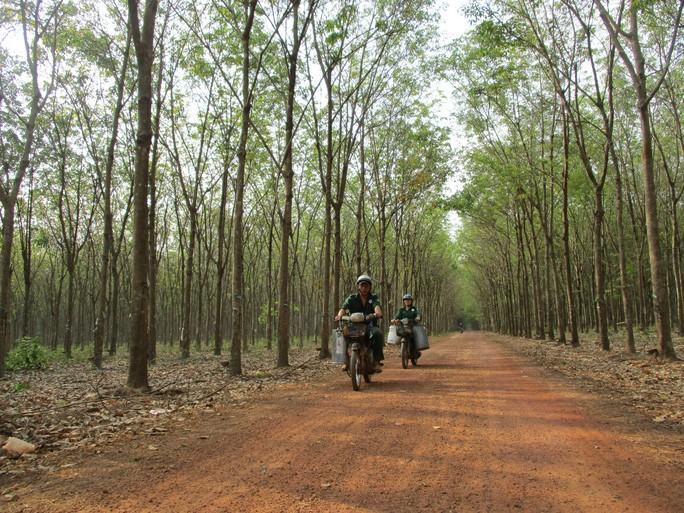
[342,363,348,371]
[417,351,422,359]
[373,362,383,373]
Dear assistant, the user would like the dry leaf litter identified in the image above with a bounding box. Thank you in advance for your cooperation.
[1,348,336,485]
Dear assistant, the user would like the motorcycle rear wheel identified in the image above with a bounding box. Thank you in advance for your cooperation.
[350,352,361,391]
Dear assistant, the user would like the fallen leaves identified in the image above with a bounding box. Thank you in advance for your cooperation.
[0,348,335,479]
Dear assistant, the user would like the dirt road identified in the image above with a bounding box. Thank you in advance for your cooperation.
[5,332,684,512]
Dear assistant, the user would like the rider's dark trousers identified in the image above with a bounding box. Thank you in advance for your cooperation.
[370,326,384,362]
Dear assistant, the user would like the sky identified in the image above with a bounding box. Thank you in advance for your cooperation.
[435,1,473,234]
[438,0,471,40]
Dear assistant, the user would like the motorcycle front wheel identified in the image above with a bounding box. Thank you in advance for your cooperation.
[350,351,361,390]
[401,341,409,369]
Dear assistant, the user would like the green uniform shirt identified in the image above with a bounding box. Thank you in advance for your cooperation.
[394,305,420,320]
[342,293,381,317]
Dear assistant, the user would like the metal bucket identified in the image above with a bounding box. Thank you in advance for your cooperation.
[332,329,347,363]
[387,325,399,345]
[412,324,429,350]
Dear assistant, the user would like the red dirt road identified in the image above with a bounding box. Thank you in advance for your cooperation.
[5,332,684,512]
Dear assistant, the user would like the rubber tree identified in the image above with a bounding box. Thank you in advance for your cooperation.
[127,0,159,390]
[0,0,63,377]
[595,0,682,359]
[276,0,317,368]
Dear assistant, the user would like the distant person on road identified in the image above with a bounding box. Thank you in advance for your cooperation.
[457,320,464,333]
[335,274,384,371]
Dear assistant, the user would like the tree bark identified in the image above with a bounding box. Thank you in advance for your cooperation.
[127,0,159,390]
[614,153,636,352]
[19,177,34,338]
[278,0,313,367]
[213,138,233,356]
[148,20,168,365]
[561,107,579,346]
[94,31,131,369]
[231,0,258,376]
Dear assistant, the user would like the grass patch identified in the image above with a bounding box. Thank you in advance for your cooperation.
[6,337,49,371]
[12,382,30,393]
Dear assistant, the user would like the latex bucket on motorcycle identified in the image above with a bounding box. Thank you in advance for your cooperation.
[332,329,347,363]
[412,324,429,350]
[387,325,399,345]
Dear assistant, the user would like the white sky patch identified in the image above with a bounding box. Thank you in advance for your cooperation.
[434,1,472,236]
[438,0,470,40]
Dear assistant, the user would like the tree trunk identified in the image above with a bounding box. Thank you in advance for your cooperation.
[320,193,332,357]
[214,148,231,356]
[64,262,76,358]
[626,174,649,331]
[637,99,675,357]
[127,0,159,391]
[231,0,258,376]
[276,101,295,366]
[0,203,18,377]
[562,114,579,346]
[278,0,309,368]
[355,124,366,276]
[672,200,684,336]
[94,32,131,369]
[632,68,674,355]
[148,26,167,365]
[593,188,610,350]
[20,181,34,338]
[611,146,636,352]
[109,264,121,356]
[315,61,334,360]
[180,213,197,359]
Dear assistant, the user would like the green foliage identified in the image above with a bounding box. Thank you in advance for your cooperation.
[6,337,49,371]
[631,0,659,13]
[13,382,30,393]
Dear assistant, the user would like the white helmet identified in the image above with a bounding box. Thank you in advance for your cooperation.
[356,274,372,286]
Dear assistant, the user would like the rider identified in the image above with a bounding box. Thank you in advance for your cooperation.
[393,293,422,358]
[335,274,384,371]
[394,293,421,322]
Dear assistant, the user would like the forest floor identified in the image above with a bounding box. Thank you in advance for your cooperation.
[1,331,684,512]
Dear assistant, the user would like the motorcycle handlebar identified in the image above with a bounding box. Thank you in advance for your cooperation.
[335,314,382,323]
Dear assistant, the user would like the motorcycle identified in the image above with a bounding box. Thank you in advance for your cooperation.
[396,317,420,369]
[338,312,377,391]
